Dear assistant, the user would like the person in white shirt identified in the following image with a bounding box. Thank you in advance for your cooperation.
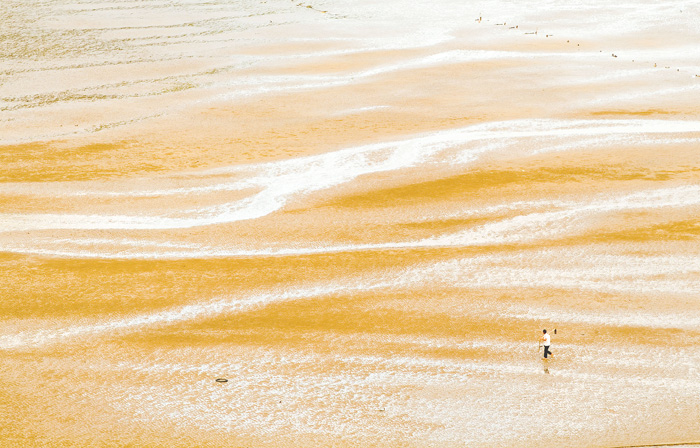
[540,329,553,359]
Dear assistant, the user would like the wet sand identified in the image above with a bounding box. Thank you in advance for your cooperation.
[2,0,700,447]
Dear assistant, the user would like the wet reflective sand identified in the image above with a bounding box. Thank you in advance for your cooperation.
[2,0,700,446]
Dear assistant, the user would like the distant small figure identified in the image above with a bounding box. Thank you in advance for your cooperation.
[540,329,553,359]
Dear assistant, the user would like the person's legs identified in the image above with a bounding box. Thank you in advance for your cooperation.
[543,346,550,358]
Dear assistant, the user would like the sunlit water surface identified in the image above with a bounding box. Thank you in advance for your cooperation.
[1,0,700,447]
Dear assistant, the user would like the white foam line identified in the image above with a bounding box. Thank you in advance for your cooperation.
[352,49,603,79]
[414,198,573,224]
[426,184,700,247]
[47,237,203,249]
[2,248,699,351]
[210,45,689,103]
[96,337,532,376]
[0,280,393,351]
[532,134,700,155]
[210,49,584,101]
[330,105,391,116]
[416,249,700,297]
[303,331,533,353]
[0,175,259,199]
[6,119,700,200]
[491,302,700,330]
[2,183,698,258]
[1,119,700,233]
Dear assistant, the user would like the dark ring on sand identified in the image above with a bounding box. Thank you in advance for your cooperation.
[215,378,228,383]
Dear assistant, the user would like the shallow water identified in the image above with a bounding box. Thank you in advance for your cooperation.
[1,0,700,447]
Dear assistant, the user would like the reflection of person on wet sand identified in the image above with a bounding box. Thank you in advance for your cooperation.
[540,329,553,359]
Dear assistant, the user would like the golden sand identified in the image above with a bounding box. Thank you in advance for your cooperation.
[2,0,700,447]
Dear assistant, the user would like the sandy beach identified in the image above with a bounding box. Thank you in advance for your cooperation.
[2,0,700,446]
